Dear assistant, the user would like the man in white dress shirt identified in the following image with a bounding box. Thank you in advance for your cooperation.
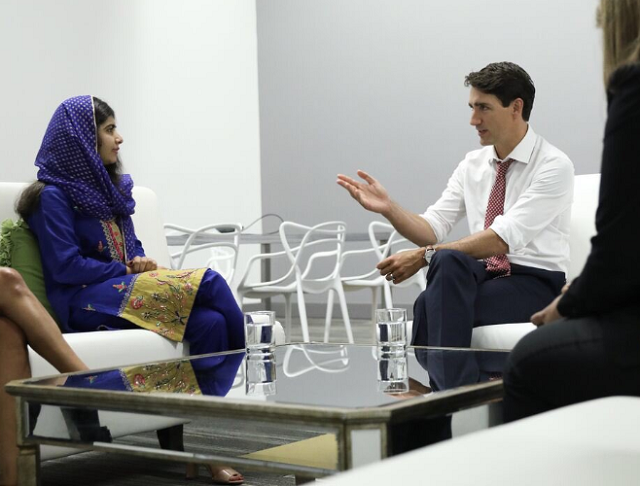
[338,62,574,354]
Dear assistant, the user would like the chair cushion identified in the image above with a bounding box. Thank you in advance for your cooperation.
[406,320,536,350]
[469,322,536,350]
[0,218,60,324]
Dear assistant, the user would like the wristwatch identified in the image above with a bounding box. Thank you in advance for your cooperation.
[423,245,436,266]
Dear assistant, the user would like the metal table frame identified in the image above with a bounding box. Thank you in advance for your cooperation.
[7,344,504,485]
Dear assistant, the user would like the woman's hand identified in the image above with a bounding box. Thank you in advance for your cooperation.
[531,295,563,326]
[126,256,158,274]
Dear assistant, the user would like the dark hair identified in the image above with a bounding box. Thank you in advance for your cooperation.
[15,181,45,219]
[464,62,536,122]
[16,96,122,219]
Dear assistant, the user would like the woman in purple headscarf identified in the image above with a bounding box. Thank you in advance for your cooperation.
[17,96,245,485]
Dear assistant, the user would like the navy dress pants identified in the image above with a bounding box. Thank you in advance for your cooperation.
[411,249,565,348]
[395,250,564,452]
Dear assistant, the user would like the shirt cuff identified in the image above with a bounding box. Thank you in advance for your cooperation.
[420,212,446,243]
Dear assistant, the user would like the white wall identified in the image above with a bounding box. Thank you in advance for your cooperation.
[0,0,262,290]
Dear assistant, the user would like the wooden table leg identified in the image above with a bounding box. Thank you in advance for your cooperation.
[17,444,40,486]
[16,398,40,486]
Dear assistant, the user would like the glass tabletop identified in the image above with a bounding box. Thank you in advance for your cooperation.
[21,343,508,410]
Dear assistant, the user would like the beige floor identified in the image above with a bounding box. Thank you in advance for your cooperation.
[285,316,375,344]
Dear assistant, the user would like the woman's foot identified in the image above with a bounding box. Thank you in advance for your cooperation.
[186,463,244,485]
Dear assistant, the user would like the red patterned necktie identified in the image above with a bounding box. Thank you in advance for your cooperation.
[484,158,513,277]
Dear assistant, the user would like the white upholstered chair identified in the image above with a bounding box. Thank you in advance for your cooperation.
[318,396,640,485]
[407,173,601,350]
[0,182,284,461]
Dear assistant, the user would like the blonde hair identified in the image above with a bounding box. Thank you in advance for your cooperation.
[599,0,640,87]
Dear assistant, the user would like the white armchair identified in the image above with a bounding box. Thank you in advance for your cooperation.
[0,183,283,461]
[405,173,601,350]
[318,396,640,486]
[0,183,187,461]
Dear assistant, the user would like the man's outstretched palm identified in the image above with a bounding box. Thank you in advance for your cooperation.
[336,170,391,215]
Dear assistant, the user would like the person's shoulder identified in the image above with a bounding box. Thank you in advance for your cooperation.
[460,145,494,167]
[534,134,573,169]
[606,63,640,131]
[40,184,72,206]
[608,63,640,98]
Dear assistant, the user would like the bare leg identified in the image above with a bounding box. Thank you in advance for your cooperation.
[0,268,87,373]
[0,268,88,485]
[0,317,31,486]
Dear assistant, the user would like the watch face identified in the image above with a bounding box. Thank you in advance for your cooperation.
[424,248,434,264]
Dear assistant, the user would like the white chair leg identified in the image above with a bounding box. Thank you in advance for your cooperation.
[324,290,335,343]
[296,285,310,342]
[237,292,245,310]
[284,294,292,342]
[370,287,378,323]
[335,284,354,343]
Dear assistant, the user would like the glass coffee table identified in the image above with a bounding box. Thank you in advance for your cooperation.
[6,343,508,484]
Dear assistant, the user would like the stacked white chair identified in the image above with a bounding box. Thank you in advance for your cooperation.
[164,223,242,283]
[338,221,426,340]
[237,221,354,343]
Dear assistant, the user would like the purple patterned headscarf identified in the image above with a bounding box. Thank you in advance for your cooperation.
[35,95,138,260]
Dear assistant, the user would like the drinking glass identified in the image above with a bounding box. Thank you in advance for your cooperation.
[244,311,276,352]
[375,308,407,349]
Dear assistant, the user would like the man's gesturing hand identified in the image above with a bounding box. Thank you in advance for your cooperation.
[337,170,392,215]
[376,248,424,285]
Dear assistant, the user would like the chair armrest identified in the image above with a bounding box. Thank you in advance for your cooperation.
[28,329,189,378]
[236,250,295,289]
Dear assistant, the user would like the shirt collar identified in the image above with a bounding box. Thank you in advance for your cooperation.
[491,125,536,165]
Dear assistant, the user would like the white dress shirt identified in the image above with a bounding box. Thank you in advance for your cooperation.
[421,126,574,274]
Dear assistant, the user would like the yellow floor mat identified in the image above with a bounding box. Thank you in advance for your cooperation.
[242,433,338,470]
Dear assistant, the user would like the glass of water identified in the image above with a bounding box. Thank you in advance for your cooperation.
[375,308,407,349]
[244,311,276,352]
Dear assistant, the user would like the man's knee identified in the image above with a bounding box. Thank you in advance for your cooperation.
[429,249,475,273]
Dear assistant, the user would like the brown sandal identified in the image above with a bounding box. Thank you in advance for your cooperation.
[186,463,244,485]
